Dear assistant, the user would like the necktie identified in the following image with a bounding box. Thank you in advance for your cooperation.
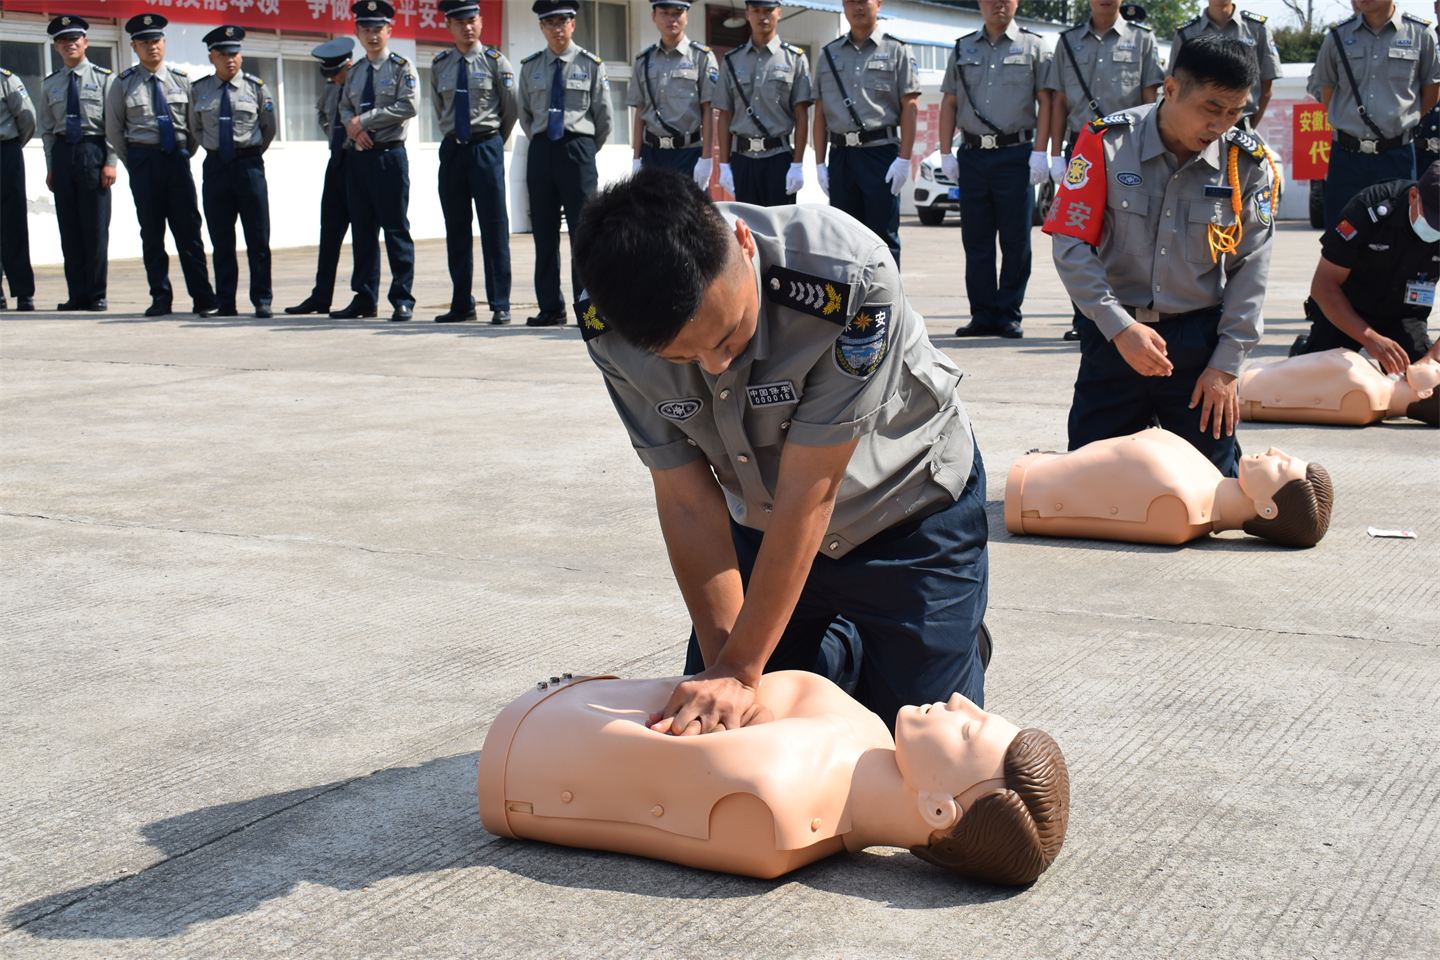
[65,72,82,144]
[454,57,471,143]
[330,112,347,153]
[218,82,235,163]
[361,64,376,114]
[546,57,565,141]
[153,75,177,153]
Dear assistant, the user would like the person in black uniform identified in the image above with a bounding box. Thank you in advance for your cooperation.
[1293,161,1440,374]
[286,38,355,316]
[0,64,38,311]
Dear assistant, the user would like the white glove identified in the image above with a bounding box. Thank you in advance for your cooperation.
[885,156,911,196]
[784,162,805,194]
[940,153,959,183]
[816,162,829,197]
[717,162,735,195]
[632,157,643,175]
[692,157,712,188]
[1050,155,1067,185]
[1029,150,1049,186]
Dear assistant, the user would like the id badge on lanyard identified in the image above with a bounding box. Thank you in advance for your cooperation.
[1405,280,1436,307]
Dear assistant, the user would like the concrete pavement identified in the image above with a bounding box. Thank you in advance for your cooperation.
[2,219,1436,959]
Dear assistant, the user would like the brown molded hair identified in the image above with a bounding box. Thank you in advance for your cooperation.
[1406,392,1439,427]
[910,727,1070,886]
[1242,462,1333,548]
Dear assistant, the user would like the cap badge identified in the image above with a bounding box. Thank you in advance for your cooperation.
[226,27,235,36]
[144,15,153,24]
[368,2,377,9]
[61,16,71,25]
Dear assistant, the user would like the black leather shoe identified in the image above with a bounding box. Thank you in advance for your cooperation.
[145,301,173,317]
[85,299,108,312]
[490,310,512,325]
[435,305,476,323]
[255,303,273,319]
[58,299,82,311]
[284,297,330,315]
[196,306,220,318]
[1288,335,1308,358]
[1062,328,1081,342]
[17,297,35,312]
[954,323,996,338]
[329,301,377,319]
[998,321,1023,339]
[216,305,239,317]
[390,304,413,322]
[526,308,567,327]
[0,294,6,309]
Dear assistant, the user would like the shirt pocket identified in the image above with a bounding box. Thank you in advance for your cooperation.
[1388,46,1418,77]
[763,67,793,103]
[1002,54,1033,83]
[746,403,799,451]
[1185,200,1239,265]
[1107,188,1150,255]
[862,59,895,92]
[564,73,592,110]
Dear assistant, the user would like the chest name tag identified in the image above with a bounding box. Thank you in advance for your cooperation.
[1111,51,1135,63]
[657,398,704,422]
[565,78,589,90]
[1003,54,1028,65]
[1405,281,1436,307]
[1389,47,1418,60]
[1204,185,1234,199]
[747,382,797,407]
[866,59,894,70]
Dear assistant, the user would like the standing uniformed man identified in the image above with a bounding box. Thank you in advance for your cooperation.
[1044,35,1275,477]
[285,39,355,317]
[571,166,990,734]
[1312,2,1439,231]
[189,27,276,319]
[333,0,419,322]
[1045,0,1164,340]
[628,0,717,186]
[37,16,115,313]
[431,0,517,325]
[713,1,813,206]
[812,0,920,268]
[940,0,1052,340]
[107,15,219,318]
[0,65,37,312]
[517,0,612,327]
[1168,2,1282,134]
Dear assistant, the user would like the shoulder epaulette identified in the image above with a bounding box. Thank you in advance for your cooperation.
[1226,127,1267,162]
[579,47,602,64]
[119,66,136,79]
[433,49,451,62]
[486,48,500,59]
[1241,10,1267,23]
[576,295,608,342]
[0,68,10,78]
[45,68,62,80]
[882,33,910,46]
[823,35,846,48]
[637,43,655,60]
[1402,12,1431,25]
[1019,26,1041,36]
[1136,22,1154,31]
[96,66,112,75]
[1336,13,1358,26]
[244,72,263,85]
[781,41,804,54]
[762,265,852,324]
[690,40,710,52]
[521,51,542,64]
[959,28,982,40]
[723,45,741,59]
[389,52,407,65]
[171,67,188,77]
[1178,14,1202,31]
[1086,112,1135,134]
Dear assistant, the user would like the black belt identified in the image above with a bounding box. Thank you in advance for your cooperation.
[362,140,405,152]
[960,129,1033,150]
[1333,128,1412,155]
[828,126,897,148]
[55,134,107,146]
[643,129,702,149]
[446,131,499,145]
[1417,136,1440,153]
[1123,303,1220,325]
[126,139,189,151]
[731,134,789,154]
[205,145,264,160]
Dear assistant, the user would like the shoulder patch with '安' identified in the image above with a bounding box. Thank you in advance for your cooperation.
[763,265,850,323]
[833,305,891,380]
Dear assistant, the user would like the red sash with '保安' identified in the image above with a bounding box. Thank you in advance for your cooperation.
[1042,114,1130,246]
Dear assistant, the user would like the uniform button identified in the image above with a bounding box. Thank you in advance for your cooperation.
[1166,209,1172,217]
[763,504,772,513]
[780,421,790,429]
[1211,215,1218,223]
[687,438,697,446]
[1121,200,1129,208]
[1155,284,1161,292]
[719,389,730,400]
[1160,247,1166,255]
[828,541,840,551]
[737,454,749,463]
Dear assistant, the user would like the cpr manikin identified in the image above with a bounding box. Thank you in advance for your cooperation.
[1004,428,1333,547]
[1238,349,1440,427]
[477,671,1069,886]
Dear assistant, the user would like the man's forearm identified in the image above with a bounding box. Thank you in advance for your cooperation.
[715,110,732,163]
[813,104,827,163]
[652,460,744,666]
[1253,79,1273,124]
[1311,273,1375,345]
[1049,91,1068,154]
[899,96,918,159]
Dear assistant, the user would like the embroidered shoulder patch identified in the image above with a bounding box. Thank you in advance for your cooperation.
[1335,219,1358,241]
[576,296,609,341]
[1255,185,1273,226]
[833,305,891,380]
[656,398,703,422]
[763,266,849,323]
[747,381,796,407]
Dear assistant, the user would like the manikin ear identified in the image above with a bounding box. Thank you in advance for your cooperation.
[918,791,959,830]
[1252,497,1278,521]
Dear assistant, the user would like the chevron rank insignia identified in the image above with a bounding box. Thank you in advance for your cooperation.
[576,295,609,341]
[763,266,850,323]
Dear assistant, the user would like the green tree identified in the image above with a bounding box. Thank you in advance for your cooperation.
[1273,24,1329,63]
[1141,0,1202,40]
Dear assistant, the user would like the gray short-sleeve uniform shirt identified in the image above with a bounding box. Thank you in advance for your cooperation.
[0,69,38,147]
[104,63,192,168]
[187,72,277,153]
[41,60,114,168]
[1044,18,1163,135]
[814,33,922,145]
[714,36,813,157]
[430,45,518,141]
[338,51,419,146]
[1167,10,1282,120]
[586,203,976,558]
[1312,11,1440,141]
[317,79,344,140]
[1050,105,1276,376]
[517,43,613,142]
[627,37,718,139]
[939,22,1049,136]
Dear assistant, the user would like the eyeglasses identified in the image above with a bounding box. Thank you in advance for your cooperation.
[539,17,574,28]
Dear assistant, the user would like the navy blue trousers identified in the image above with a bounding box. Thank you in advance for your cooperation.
[684,446,990,731]
[732,152,792,207]
[829,142,901,268]
[50,140,109,305]
[639,141,702,175]
[202,153,271,309]
[1,138,35,299]
[308,151,350,306]
[527,133,597,315]
[958,143,1034,330]
[1323,142,1415,231]
[126,146,215,310]
[439,135,511,312]
[1069,306,1239,477]
[345,146,414,310]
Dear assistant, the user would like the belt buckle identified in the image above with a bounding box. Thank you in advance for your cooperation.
[1359,139,1378,154]
[1135,307,1161,325]
[1425,138,1440,152]
[980,134,998,150]
[658,136,674,150]
[844,131,861,147]
[748,137,766,153]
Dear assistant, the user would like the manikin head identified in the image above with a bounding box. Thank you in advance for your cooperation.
[1237,449,1333,547]
[894,694,1069,886]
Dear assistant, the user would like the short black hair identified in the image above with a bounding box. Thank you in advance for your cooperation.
[572,166,736,352]
[1172,33,1259,95]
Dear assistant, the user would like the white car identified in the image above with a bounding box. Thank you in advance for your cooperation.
[910,149,959,226]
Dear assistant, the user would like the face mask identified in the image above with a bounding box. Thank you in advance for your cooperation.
[1412,207,1440,244]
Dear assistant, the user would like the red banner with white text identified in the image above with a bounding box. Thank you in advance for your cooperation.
[5,0,501,46]
[1292,104,1332,181]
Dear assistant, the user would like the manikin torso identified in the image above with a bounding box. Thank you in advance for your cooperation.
[477,672,1019,879]
[1239,349,1440,425]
